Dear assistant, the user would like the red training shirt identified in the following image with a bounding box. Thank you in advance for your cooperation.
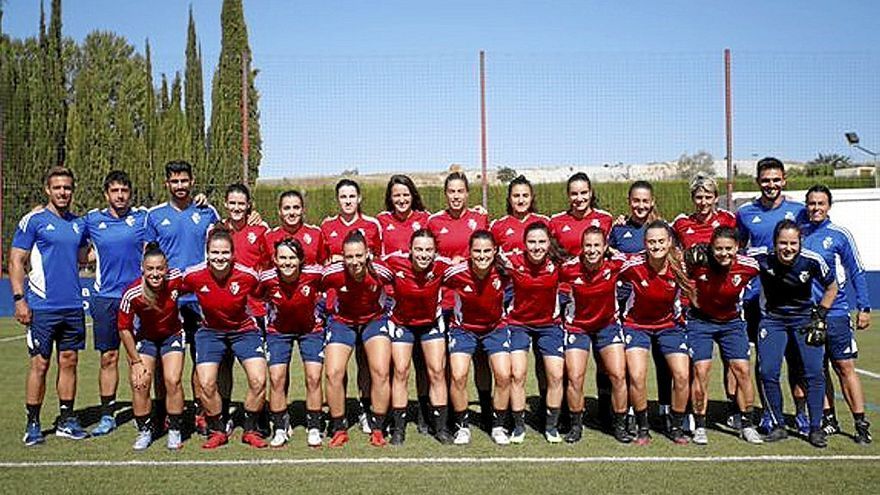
[672,209,737,250]
[263,223,325,266]
[320,213,382,259]
[379,252,451,327]
[619,255,684,331]
[504,252,560,327]
[377,210,431,256]
[690,255,759,322]
[258,265,324,334]
[443,262,507,334]
[181,263,260,332]
[322,261,392,326]
[559,254,627,333]
[490,213,550,256]
[118,270,184,341]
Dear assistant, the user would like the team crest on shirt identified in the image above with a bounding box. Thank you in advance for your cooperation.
[732,274,742,286]
[191,212,201,224]
[247,232,257,244]
[412,222,422,230]
[568,334,576,345]
[170,290,179,301]
[547,263,556,273]
[602,269,611,280]
[711,220,720,228]
[591,219,600,227]
[396,270,406,279]
[467,219,478,230]
[303,233,313,245]
[125,215,136,227]
[668,280,676,287]
[640,280,649,287]
[301,286,311,297]
[823,236,833,250]
[230,281,240,295]
[425,272,435,281]
[72,223,80,234]
[357,228,366,236]
[785,211,795,221]
[799,271,810,283]
[492,278,502,290]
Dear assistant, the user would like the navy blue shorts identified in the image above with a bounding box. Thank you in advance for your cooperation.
[508,324,564,358]
[686,317,750,362]
[90,296,121,352]
[194,328,265,365]
[564,324,624,352]
[389,320,446,345]
[27,308,86,359]
[136,333,185,358]
[267,331,325,365]
[325,316,390,348]
[448,326,510,356]
[624,325,689,355]
[826,315,858,361]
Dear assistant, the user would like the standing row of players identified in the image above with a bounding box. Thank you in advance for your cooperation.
[10,157,871,450]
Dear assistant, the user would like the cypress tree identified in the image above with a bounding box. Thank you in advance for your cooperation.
[143,38,158,202]
[185,6,206,172]
[47,0,66,165]
[208,0,261,189]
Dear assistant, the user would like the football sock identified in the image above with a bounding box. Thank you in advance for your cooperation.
[59,400,74,422]
[100,395,116,417]
[26,403,41,424]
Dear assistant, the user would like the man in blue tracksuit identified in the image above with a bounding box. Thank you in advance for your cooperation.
[802,185,872,444]
[751,219,838,448]
[736,157,810,433]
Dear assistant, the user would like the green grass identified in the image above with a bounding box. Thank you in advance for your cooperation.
[250,176,874,228]
[0,315,879,493]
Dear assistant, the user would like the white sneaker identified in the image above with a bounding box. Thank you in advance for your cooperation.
[166,429,183,450]
[453,427,472,445]
[269,429,289,448]
[307,428,322,447]
[491,426,510,446]
[692,427,708,445]
[544,428,562,444]
[132,430,153,451]
[358,413,371,434]
[741,426,764,444]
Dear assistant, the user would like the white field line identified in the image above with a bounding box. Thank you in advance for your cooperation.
[855,368,880,379]
[1,455,880,468]
[0,334,25,343]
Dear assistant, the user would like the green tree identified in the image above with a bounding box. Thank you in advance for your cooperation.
[156,72,191,171]
[65,31,148,211]
[185,6,206,171]
[143,38,159,202]
[675,151,715,180]
[208,0,261,190]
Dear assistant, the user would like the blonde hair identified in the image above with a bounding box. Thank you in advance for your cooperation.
[690,174,718,198]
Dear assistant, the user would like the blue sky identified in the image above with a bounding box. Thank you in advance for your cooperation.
[5,1,880,178]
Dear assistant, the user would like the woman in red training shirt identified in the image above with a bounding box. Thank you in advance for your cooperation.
[559,226,630,444]
[258,238,325,448]
[490,175,549,256]
[182,228,267,450]
[322,231,395,448]
[377,175,431,256]
[263,190,325,265]
[444,230,512,446]
[117,243,186,451]
[502,222,565,444]
[620,220,694,446]
[687,226,763,445]
[379,230,454,445]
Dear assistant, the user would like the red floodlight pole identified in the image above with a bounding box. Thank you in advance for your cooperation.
[480,50,488,210]
[725,48,734,210]
[242,49,250,185]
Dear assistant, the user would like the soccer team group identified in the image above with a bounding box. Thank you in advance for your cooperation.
[9,157,873,452]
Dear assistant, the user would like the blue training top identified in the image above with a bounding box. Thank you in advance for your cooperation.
[144,201,219,304]
[84,207,148,299]
[751,246,836,319]
[802,218,871,316]
[609,219,646,255]
[12,209,87,311]
[736,197,807,301]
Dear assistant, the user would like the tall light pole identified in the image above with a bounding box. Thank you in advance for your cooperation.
[845,132,879,188]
